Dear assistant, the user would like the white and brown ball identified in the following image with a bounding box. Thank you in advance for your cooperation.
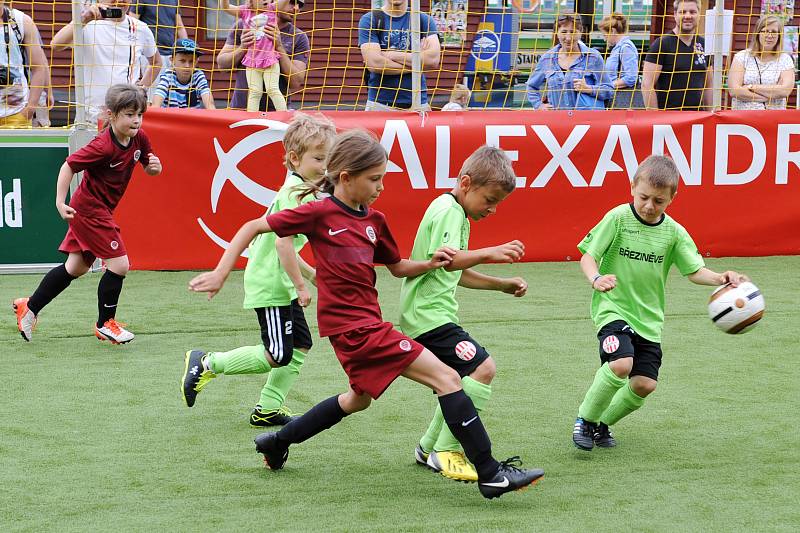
[708,281,765,334]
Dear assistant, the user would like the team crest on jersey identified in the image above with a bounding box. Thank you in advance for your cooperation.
[366,225,377,243]
[110,240,119,251]
[133,149,141,162]
[399,339,412,352]
[602,335,620,354]
[455,341,477,361]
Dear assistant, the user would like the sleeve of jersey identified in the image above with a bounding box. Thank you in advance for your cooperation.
[66,136,108,173]
[373,218,402,265]
[425,207,463,257]
[577,210,617,260]
[266,201,317,238]
[138,130,152,168]
[673,225,705,276]
[643,36,663,66]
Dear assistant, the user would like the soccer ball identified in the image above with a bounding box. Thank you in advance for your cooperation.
[708,281,765,334]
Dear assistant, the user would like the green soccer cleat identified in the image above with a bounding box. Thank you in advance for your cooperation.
[249,405,295,427]
[182,350,216,407]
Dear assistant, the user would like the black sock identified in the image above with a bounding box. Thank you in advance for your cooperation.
[438,390,500,480]
[27,264,77,315]
[97,270,125,327]
[276,395,348,447]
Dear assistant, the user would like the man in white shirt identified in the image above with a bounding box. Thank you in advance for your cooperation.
[52,1,160,123]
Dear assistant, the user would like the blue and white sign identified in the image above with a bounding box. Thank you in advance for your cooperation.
[471,29,500,62]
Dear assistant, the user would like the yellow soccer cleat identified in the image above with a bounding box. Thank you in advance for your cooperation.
[426,450,478,483]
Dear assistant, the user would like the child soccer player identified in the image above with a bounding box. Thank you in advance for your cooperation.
[188,129,544,499]
[400,146,528,483]
[151,39,216,109]
[181,113,336,428]
[220,0,285,112]
[13,84,162,343]
[571,155,748,451]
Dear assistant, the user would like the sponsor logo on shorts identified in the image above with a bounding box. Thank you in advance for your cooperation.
[602,335,620,354]
[455,340,477,361]
[399,339,412,352]
[133,150,141,162]
[366,226,377,243]
[110,240,119,250]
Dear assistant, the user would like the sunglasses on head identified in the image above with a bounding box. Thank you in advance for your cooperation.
[289,0,304,7]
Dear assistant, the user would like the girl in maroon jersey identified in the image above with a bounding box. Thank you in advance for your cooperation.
[188,129,543,499]
[13,84,162,344]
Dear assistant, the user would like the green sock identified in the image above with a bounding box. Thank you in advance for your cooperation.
[207,345,271,375]
[578,363,626,423]
[432,376,492,453]
[418,405,443,454]
[600,382,645,426]
[258,349,306,410]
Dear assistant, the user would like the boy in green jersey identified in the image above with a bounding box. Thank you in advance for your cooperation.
[572,155,748,451]
[181,114,336,425]
[400,146,530,482]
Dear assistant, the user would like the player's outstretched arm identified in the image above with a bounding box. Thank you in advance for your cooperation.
[386,247,455,278]
[687,267,748,287]
[189,217,272,299]
[276,236,311,307]
[444,240,524,272]
[458,269,527,297]
[580,252,616,292]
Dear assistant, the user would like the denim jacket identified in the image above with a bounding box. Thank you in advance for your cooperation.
[605,36,640,88]
[526,41,612,110]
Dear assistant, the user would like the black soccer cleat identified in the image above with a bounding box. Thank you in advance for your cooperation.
[254,432,289,470]
[249,406,295,427]
[478,457,544,499]
[572,417,596,451]
[593,422,617,448]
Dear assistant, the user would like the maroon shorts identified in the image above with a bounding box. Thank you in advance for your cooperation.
[329,321,424,400]
[59,214,127,263]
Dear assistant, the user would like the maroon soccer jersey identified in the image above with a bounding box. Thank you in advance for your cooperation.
[66,128,152,219]
[266,196,402,337]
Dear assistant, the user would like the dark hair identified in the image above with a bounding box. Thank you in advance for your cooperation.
[296,129,387,200]
[556,12,583,32]
[105,83,147,115]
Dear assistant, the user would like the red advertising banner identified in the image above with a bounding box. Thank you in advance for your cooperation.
[115,108,800,270]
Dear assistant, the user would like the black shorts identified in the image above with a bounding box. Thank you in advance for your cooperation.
[254,299,313,366]
[414,323,490,378]
[597,320,662,380]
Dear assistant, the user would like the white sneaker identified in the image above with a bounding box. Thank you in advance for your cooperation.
[95,319,135,344]
[13,297,37,342]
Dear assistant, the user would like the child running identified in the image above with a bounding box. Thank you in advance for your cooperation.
[13,84,162,344]
[572,155,747,451]
[181,113,336,428]
[400,146,528,483]
[188,129,544,499]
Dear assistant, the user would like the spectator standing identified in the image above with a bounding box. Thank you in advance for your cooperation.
[642,0,710,111]
[728,15,795,110]
[52,1,161,123]
[358,0,441,111]
[599,13,644,109]
[526,13,611,110]
[216,0,309,111]
[130,0,187,68]
[0,0,49,128]
[152,38,215,109]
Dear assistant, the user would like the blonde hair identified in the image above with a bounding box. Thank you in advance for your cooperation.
[296,129,387,200]
[450,84,471,103]
[283,113,337,172]
[599,12,628,34]
[459,145,516,193]
[632,155,680,195]
[748,15,784,57]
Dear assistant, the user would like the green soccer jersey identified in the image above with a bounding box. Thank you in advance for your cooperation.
[242,173,312,309]
[399,193,470,339]
[577,203,705,343]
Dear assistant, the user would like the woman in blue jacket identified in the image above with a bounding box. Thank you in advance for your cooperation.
[526,13,612,110]
[600,13,644,109]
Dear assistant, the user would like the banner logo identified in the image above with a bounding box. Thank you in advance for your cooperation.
[197,119,289,253]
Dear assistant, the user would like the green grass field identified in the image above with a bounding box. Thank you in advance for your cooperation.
[1,257,797,532]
